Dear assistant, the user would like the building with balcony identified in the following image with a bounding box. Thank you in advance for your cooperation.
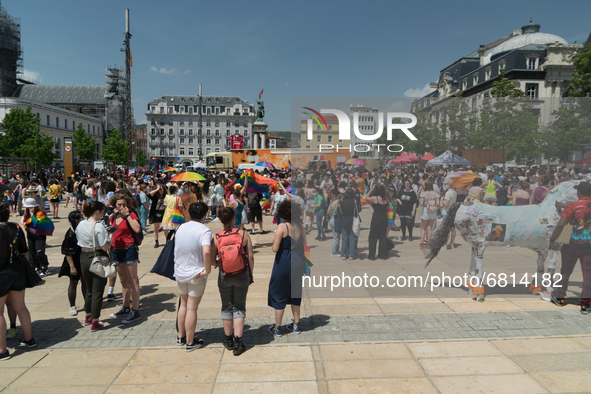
[146,95,255,166]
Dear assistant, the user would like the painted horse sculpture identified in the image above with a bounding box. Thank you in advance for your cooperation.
[426,180,582,301]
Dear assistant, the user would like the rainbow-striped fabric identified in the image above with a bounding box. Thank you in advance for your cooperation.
[388,205,395,228]
[24,210,54,236]
[238,169,279,194]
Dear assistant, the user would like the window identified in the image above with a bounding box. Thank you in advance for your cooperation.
[473,74,479,86]
[169,137,173,144]
[160,149,165,156]
[189,148,194,155]
[206,120,211,127]
[180,129,185,136]
[197,148,202,156]
[243,130,248,137]
[151,136,156,141]
[527,56,539,70]
[189,129,194,136]
[215,148,220,152]
[305,145,311,149]
[169,147,174,155]
[198,138,202,144]
[328,135,333,143]
[226,120,231,127]
[169,129,174,136]
[526,83,538,99]
[316,135,322,143]
[151,118,156,125]
[180,148,185,155]
[215,120,219,127]
[151,147,156,155]
[189,107,193,114]
[180,138,185,144]
[160,119,165,126]
[243,139,248,148]
[485,67,491,81]
[206,138,212,144]
[226,130,230,137]
[215,138,220,145]
[47,115,50,125]
[215,130,220,136]
[328,125,332,131]
[243,120,247,127]
[168,119,173,126]
[160,129,165,136]
[207,108,211,114]
[180,120,185,126]
[151,128,156,135]
[206,147,212,154]
[160,107,164,114]
[198,129,202,136]
[189,120,193,126]
[462,79,468,91]
[234,120,239,127]
[498,60,506,75]
[168,107,173,114]
[56,117,59,128]
[206,129,211,136]
[189,138,194,144]
[151,106,155,113]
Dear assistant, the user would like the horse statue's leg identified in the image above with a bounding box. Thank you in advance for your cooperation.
[468,245,486,302]
[541,247,560,301]
[530,250,547,295]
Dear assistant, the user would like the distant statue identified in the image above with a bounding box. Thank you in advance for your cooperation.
[256,99,265,122]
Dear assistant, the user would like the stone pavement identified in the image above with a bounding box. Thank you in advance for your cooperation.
[2,205,591,393]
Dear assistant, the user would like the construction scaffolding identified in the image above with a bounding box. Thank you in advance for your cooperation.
[0,0,23,97]
[105,65,126,137]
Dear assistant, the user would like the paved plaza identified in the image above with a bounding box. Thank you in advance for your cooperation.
[3,206,591,393]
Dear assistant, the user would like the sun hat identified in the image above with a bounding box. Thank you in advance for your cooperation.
[443,179,453,185]
[23,198,38,208]
[26,185,37,194]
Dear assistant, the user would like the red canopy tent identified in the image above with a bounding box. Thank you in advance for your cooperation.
[403,152,420,164]
[389,153,408,164]
[575,157,591,164]
[420,153,435,161]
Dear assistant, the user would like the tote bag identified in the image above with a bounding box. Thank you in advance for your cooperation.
[352,203,361,237]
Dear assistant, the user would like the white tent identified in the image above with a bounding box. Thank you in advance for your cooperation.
[426,150,471,166]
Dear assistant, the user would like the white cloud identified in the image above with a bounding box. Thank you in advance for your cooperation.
[150,66,191,75]
[404,83,431,98]
[22,69,42,83]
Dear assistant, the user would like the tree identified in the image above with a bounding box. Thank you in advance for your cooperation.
[404,110,447,156]
[135,149,147,167]
[72,123,96,160]
[0,105,58,166]
[479,76,539,166]
[102,128,129,165]
[567,43,591,97]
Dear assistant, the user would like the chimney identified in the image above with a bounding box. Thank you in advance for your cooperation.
[478,45,485,66]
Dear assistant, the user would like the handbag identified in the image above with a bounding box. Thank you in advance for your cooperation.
[0,224,43,288]
[151,226,178,280]
[171,197,185,225]
[352,202,361,237]
[241,207,248,223]
[89,222,117,278]
[555,224,573,245]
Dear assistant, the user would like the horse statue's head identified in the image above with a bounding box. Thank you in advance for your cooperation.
[541,180,581,207]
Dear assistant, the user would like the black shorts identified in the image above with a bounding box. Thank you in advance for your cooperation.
[153,210,165,223]
[50,198,60,203]
[248,205,262,222]
[0,262,26,297]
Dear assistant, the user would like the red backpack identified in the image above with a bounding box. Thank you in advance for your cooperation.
[215,228,248,278]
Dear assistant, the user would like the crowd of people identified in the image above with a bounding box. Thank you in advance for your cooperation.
[0,162,590,359]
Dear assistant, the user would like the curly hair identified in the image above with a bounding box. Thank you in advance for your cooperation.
[276,200,303,222]
[109,191,137,211]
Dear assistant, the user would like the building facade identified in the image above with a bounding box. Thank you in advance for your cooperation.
[0,97,103,167]
[133,127,147,157]
[349,104,379,159]
[300,115,346,150]
[146,95,255,165]
[410,21,587,165]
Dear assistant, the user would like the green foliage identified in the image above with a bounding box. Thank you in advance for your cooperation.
[72,123,96,160]
[487,75,525,98]
[102,128,129,165]
[403,110,446,156]
[0,105,58,166]
[540,99,591,165]
[567,43,591,97]
[135,149,147,167]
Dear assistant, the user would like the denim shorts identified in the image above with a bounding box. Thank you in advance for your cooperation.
[111,244,139,264]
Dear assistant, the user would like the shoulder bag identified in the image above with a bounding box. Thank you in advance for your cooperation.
[0,224,43,288]
[352,201,361,237]
[555,224,573,245]
[89,222,117,278]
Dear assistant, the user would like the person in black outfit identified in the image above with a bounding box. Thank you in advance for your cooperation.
[365,184,390,260]
[65,176,75,209]
[0,202,35,360]
[396,179,418,241]
[59,211,87,316]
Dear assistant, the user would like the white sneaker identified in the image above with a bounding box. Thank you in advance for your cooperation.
[330,253,341,258]
[69,306,78,316]
[212,218,220,222]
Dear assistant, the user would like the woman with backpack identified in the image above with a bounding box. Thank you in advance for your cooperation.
[108,192,142,325]
[211,207,254,356]
[419,181,440,248]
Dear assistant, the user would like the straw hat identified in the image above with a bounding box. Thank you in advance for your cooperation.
[23,198,38,208]
[26,185,37,194]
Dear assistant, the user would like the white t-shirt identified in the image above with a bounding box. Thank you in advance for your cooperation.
[174,221,212,282]
[75,220,110,249]
[442,189,457,216]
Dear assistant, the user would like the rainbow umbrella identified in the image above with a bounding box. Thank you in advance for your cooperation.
[256,161,275,168]
[346,158,366,166]
[170,172,206,182]
[161,166,179,173]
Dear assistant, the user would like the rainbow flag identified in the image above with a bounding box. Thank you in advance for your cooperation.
[388,205,395,228]
[238,169,279,194]
[24,211,54,236]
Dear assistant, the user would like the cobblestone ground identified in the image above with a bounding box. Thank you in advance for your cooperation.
[2,205,591,393]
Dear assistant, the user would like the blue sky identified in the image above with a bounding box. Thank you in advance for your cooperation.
[5,0,591,131]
